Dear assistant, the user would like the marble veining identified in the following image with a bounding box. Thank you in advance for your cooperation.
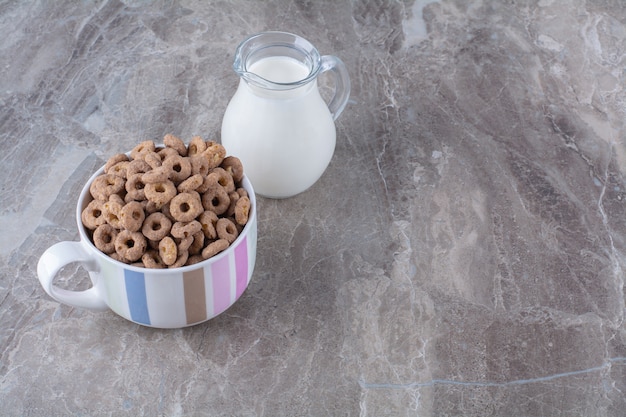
[1,0,625,416]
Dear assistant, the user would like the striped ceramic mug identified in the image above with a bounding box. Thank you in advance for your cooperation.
[37,166,257,329]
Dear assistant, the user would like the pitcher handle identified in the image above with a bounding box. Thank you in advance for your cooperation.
[319,55,351,121]
[37,241,109,311]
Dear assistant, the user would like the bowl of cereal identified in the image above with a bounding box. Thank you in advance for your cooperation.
[37,135,257,328]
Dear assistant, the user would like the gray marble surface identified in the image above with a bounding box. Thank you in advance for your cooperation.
[1,0,626,415]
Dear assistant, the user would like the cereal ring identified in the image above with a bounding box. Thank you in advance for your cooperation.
[171,220,202,239]
[221,156,244,183]
[90,174,125,201]
[202,143,226,169]
[130,140,156,160]
[161,201,175,222]
[198,210,218,240]
[143,151,162,169]
[202,239,229,259]
[163,155,192,183]
[177,236,194,252]
[104,153,129,174]
[169,192,204,222]
[158,236,178,266]
[81,199,106,230]
[108,251,125,263]
[144,180,176,207]
[186,254,205,265]
[143,213,170,240]
[142,166,170,184]
[120,201,145,232]
[108,161,130,178]
[103,199,123,229]
[207,167,235,193]
[126,159,152,178]
[190,155,210,177]
[216,218,238,243]
[143,200,158,214]
[125,173,147,201]
[115,230,147,262]
[237,187,248,198]
[109,193,125,205]
[93,224,118,254]
[177,174,204,193]
[142,250,165,269]
[189,231,205,255]
[234,196,251,226]
[170,250,189,268]
[164,133,187,156]
[226,191,239,217]
[157,146,178,161]
[201,183,230,215]
[188,136,207,156]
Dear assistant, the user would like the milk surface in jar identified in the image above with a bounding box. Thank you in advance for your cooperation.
[221,55,336,199]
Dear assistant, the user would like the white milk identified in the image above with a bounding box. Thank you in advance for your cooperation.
[250,55,311,83]
[221,56,336,198]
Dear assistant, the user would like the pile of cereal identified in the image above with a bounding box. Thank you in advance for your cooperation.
[81,134,251,268]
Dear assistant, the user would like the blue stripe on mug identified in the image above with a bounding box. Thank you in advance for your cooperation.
[124,269,151,325]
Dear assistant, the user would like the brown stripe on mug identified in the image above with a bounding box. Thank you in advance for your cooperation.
[183,268,207,324]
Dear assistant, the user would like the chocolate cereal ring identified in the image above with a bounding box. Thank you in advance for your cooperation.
[90,174,125,201]
[237,187,248,198]
[189,231,205,255]
[198,210,218,240]
[169,192,203,222]
[93,224,118,254]
[177,174,204,193]
[144,151,162,169]
[177,235,194,252]
[157,146,178,161]
[190,155,210,178]
[126,159,152,178]
[158,236,178,266]
[144,180,176,207]
[142,166,170,184]
[103,199,123,229]
[171,220,202,239]
[201,183,230,215]
[226,191,239,217]
[221,156,244,183]
[125,173,147,201]
[202,143,226,169]
[234,196,251,226]
[163,155,192,183]
[163,133,187,156]
[120,201,145,232]
[207,167,235,193]
[104,153,129,174]
[170,250,189,268]
[107,161,130,178]
[81,199,106,230]
[130,140,156,160]
[216,218,238,244]
[202,239,229,259]
[188,136,207,156]
[115,230,147,262]
[142,250,165,269]
[186,254,205,265]
[142,212,171,241]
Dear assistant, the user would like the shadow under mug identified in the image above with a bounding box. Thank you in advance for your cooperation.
[37,165,257,329]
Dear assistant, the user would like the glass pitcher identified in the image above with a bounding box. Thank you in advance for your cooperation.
[221,31,350,199]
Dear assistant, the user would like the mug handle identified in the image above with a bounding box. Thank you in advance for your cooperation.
[320,55,351,121]
[37,241,109,311]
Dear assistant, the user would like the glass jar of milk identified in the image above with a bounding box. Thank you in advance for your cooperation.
[221,31,350,199]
